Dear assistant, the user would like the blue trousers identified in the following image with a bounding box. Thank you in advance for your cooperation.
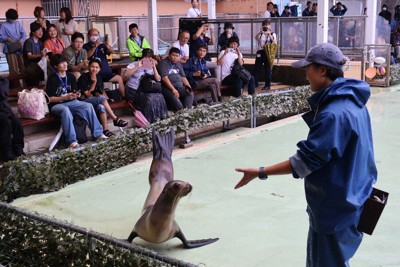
[50,100,104,145]
[84,96,107,113]
[306,225,363,267]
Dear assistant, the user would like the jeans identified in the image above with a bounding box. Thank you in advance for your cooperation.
[84,96,106,113]
[222,74,256,97]
[50,100,103,145]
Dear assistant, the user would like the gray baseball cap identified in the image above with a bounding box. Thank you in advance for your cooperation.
[292,43,346,70]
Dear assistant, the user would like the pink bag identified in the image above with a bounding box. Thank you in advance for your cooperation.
[18,88,49,120]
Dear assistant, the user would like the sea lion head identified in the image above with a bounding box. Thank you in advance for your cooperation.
[163,180,192,198]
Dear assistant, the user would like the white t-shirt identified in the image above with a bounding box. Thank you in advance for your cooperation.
[165,41,189,60]
[54,19,78,47]
[263,10,271,18]
[218,50,243,80]
[257,32,277,50]
[187,7,201,18]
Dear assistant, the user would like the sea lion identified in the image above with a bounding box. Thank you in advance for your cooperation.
[127,129,218,248]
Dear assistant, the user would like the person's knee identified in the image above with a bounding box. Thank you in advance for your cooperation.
[97,104,106,113]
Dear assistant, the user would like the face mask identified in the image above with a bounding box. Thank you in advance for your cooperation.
[382,7,387,11]
[226,29,233,35]
[90,36,99,43]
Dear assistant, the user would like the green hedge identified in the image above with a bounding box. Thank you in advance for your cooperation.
[0,87,311,202]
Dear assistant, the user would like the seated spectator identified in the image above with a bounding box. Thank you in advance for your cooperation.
[218,22,239,51]
[165,30,190,64]
[126,23,151,62]
[184,44,221,103]
[330,2,347,16]
[54,7,78,47]
[84,28,125,98]
[190,23,215,59]
[302,1,313,17]
[23,23,48,86]
[0,8,26,77]
[0,77,25,162]
[124,49,168,123]
[187,0,201,18]
[62,32,89,80]
[158,47,194,111]
[217,36,255,97]
[30,6,51,42]
[46,54,107,149]
[78,58,127,137]
[281,5,292,17]
[43,24,66,56]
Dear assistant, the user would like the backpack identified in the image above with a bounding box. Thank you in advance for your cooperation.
[231,59,252,82]
[73,116,88,144]
[139,74,162,93]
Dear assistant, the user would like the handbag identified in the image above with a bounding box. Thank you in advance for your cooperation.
[139,74,162,93]
[18,88,49,120]
[8,41,23,54]
[231,59,252,82]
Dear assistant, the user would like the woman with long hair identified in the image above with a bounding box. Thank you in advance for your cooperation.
[54,7,78,47]
[43,24,65,55]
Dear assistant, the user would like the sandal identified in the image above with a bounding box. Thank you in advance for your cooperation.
[113,117,128,127]
[103,129,115,137]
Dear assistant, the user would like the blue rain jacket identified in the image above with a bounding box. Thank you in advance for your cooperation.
[290,78,377,234]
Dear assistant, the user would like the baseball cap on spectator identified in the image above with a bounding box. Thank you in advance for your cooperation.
[224,22,235,30]
[30,22,41,33]
[291,43,346,70]
[227,36,240,46]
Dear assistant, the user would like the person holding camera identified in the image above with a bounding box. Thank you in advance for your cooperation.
[330,2,347,16]
[253,20,277,90]
[84,28,125,98]
[78,58,127,137]
[217,36,255,97]
[46,54,107,149]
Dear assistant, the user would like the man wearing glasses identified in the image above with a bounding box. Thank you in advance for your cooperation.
[62,32,89,80]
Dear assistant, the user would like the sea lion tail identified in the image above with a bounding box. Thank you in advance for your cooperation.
[152,128,175,160]
[175,229,219,249]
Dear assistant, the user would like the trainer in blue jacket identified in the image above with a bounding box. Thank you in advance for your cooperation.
[234,43,377,267]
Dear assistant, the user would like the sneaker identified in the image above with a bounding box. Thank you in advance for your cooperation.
[97,134,109,141]
[263,86,270,90]
[68,142,79,150]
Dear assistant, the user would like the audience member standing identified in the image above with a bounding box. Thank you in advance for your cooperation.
[54,7,78,47]
[0,77,25,162]
[379,5,392,25]
[253,20,277,90]
[0,9,26,77]
[281,6,292,17]
[187,0,201,18]
[302,1,313,17]
[30,6,51,42]
[271,4,280,17]
[330,2,347,16]
[190,23,215,59]
[84,28,125,98]
[44,24,65,55]
[218,22,239,51]
[263,2,273,18]
[126,23,151,62]
[311,3,318,16]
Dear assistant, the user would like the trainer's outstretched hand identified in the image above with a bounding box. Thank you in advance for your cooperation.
[234,168,258,189]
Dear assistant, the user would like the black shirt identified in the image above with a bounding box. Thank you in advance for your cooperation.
[77,72,104,98]
[46,72,78,109]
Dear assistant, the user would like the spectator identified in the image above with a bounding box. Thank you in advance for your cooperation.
[158,47,194,111]
[0,77,25,162]
[46,54,107,149]
[289,1,299,17]
[43,24,66,56]
[218,22,239,51]
[271,4,280,17]
[234,43,377,267]
[263,2,273,18]
[124,49,168,123]
[330,2,347,16]
[184,44,221,103]
[379,4,392,25]
[253,20,277,90]
[338,20,356,47]
[302,1,313,17]
[30,6,51,42]
[22,23,48,86]
[126,23,151,62]
[187,0,201,18]
[311,3,318,16]
[281,5,292,17]
[391,26,400,63]
[62,32,89,80]
[190,23,215,60]
[0,9,26,77]
[217,36,255,97]
[84,28,125,98]
[78,58,127,137]
[165,31,190,65]
[54,7,78,47]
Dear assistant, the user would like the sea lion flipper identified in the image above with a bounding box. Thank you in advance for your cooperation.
[175,229,219,249]
[152,128,174,161]
[127,231,139,243]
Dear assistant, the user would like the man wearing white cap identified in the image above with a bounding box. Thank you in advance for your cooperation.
[234,43,377,266]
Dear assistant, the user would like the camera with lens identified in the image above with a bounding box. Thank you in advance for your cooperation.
[263,26,269,32]
[229,48,236,53]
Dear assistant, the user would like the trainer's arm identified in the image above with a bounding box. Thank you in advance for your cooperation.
[234,160,292,189]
